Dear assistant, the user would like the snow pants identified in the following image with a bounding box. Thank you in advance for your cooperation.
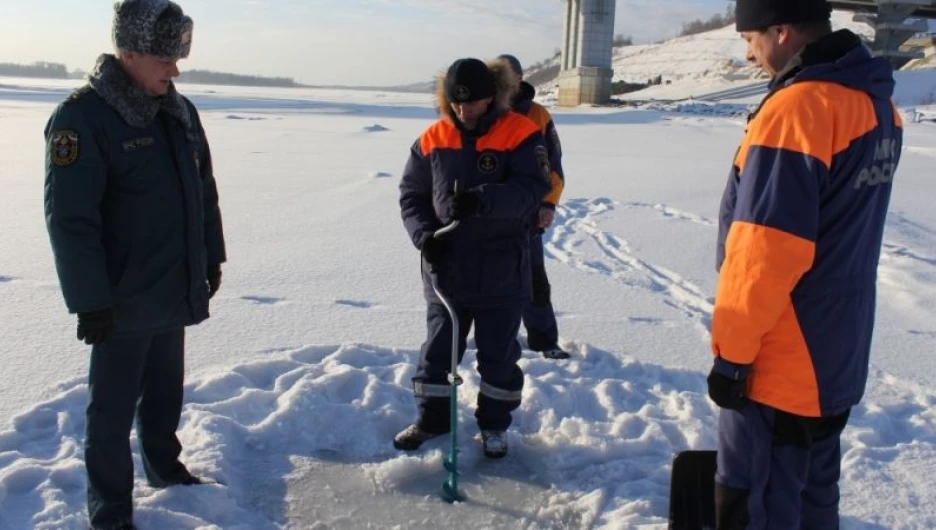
[522,229,559,351]
[412,302,524,433]
[715,401,851,530]
[86,329,188,529]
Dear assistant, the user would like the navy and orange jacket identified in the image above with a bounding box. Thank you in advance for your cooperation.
[713,30,902,417]
[399,60,551,308]
[512,81,565,208]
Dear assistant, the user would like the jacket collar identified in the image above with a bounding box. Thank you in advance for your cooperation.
[88,53,191,129]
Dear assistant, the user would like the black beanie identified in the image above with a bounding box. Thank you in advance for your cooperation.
[444,58,496,103]
[498,54,523,77]
[735,0,832,32]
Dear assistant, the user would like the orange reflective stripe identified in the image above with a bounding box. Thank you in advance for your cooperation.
[543,172,564,205]
[712,221,815,364]
[527,103,562,204]
[420,113,542,156]
[747,303,821,417]
[419,121,461,156]
[735,82,879,171]
[527,103,551,130]
[476,112,540,152]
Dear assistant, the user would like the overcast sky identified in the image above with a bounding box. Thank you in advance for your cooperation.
[1,0,731,86]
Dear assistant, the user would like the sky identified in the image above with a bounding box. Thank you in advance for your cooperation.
[0,0,731,86]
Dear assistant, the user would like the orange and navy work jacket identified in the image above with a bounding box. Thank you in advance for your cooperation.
[712,30,903,417]
[512,81,565,208]
[399,106,551,308]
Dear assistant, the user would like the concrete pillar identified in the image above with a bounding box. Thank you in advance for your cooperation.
[570,0,580,69]
[561,0,572,70]
[849,0,933,66]
[558,0,616,106]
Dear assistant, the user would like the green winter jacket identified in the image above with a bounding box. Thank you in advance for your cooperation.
[44,54,226,337]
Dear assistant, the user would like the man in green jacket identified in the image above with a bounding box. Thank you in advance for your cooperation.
[43,1,225,528]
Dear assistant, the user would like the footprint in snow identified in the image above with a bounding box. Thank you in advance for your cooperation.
[241,296,286,305]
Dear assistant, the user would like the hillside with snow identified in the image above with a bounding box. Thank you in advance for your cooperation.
[530,10,934,104]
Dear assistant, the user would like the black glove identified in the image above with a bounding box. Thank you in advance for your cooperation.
[450,191,481,220]
[707,357,750,410]
[421,235,449,269]
[77,308,114,345]
[207,263,222,299]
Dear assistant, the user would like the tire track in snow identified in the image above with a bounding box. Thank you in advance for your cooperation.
[621,201,716,227]
[878,211,936,333]
[882,242,936,268]
[546,198,714,334]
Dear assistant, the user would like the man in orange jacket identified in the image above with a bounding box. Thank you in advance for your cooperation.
[499,54,570,360]
[709,0,902,527]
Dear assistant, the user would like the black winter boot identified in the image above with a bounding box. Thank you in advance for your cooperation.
[393,424,448,450]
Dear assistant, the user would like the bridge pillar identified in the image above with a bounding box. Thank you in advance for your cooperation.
[852,0,931,65]
[557,0,616,106]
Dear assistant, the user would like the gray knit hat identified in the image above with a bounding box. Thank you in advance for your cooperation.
[112,0,193,59]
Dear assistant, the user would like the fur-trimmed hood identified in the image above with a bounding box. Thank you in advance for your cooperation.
[435,56,521,124]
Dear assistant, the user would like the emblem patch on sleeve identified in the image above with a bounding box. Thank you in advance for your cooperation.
[50,130,79,167]
[550,126,562,157]
[534,145,551,182]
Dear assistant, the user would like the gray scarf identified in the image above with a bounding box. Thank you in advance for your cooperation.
[88,53,191,129]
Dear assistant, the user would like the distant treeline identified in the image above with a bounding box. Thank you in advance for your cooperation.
[611,75,666,96]
[0,61,306,88]
[0,62,76,79]
[177,69,305,88]
[679,4,736,37]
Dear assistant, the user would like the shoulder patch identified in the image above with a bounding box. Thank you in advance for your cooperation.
[50,130,80,167]
[534,145,551,182]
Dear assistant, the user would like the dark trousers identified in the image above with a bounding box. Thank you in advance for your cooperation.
[86,328,187,529]
[715,401,851,530]
[413,302,524,432]
[522,230,558,350]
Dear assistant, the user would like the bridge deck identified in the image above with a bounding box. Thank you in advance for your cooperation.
[828,0,936,19]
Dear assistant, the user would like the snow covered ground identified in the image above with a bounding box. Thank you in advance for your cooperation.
[1,74,935,529]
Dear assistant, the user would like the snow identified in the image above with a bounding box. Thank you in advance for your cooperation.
[1,68,935,529]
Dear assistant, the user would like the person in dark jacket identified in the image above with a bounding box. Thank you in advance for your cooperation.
[498,53,570,360]
[708,1,902,527]
[395,57,550,458]
[43,1,225,528]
